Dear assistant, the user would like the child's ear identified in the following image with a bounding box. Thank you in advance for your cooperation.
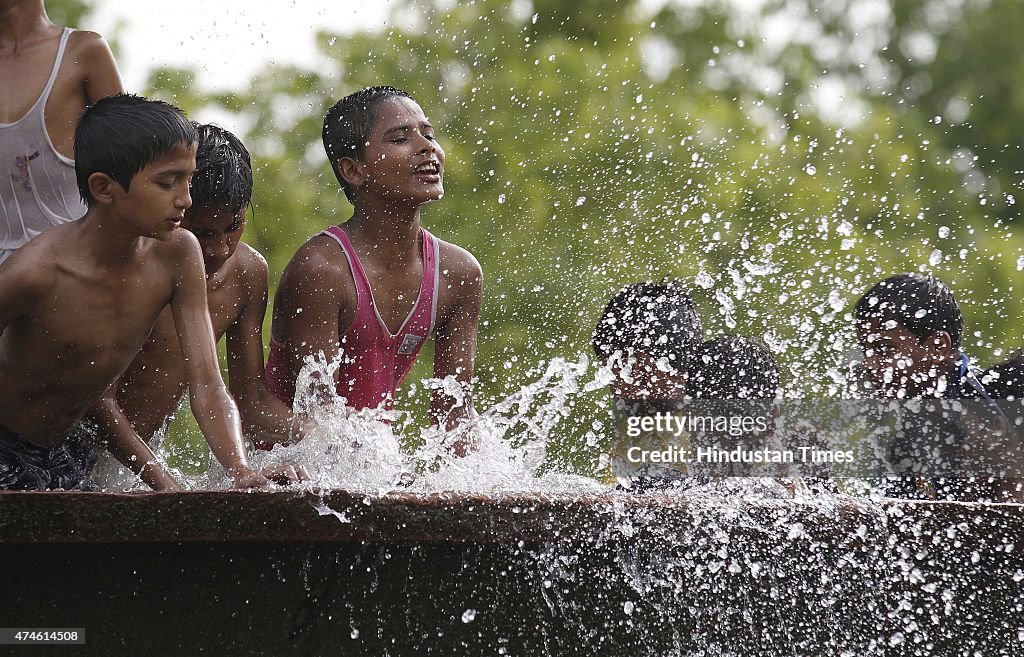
[337,157,366,189]
[929,331,954,361]
[87,172,119,206]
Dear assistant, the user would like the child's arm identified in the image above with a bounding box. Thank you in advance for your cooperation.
[76,31,124,103]
[89,386,183,491]
[0,253,43,334]
[226,247,296,444]
[275,240,351,404]
[431,244,483,432]
[169,233,302,488]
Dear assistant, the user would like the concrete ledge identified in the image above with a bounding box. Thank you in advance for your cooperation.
[2,491,1022,656]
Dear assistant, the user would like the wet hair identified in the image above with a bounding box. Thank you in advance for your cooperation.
[981,351,1024,399]
[189,123,252,215]
[592,281,703,371]
[75,94,197,206]
[854,274,963,350]
[691,335,780,399]
[322,86,414,202]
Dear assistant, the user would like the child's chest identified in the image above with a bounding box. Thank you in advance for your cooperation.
[33,271,174,367]
[358,258,426,334]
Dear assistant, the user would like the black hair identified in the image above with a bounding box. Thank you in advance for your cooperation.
[691,335,780,399]
[75,93,197,206]
[189,123,252,215]
[322,86,414,202]
[592,281,703,371]
[854,273,963,350]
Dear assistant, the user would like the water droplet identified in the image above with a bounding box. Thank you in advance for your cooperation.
[929,249,943,266]
[804,164,816,175]
[938,226,950,238]
[497,194,506,204]
[462,609,477,623]
[623,601,634,615]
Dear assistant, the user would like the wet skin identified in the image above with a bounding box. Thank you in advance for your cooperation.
[0,144,199,445]
[271,95,483,435]
[857,318,955,398]
[114,203,295,445]
[0,5,122,159]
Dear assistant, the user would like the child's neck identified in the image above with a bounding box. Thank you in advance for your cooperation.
[74,208,150,265]
[0,1,51,43]
[344,204,424,264]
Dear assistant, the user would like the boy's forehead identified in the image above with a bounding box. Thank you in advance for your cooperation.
[144,142,198,172]
[186,201,245,225]
[374,97,429,128]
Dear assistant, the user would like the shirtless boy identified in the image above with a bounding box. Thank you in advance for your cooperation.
[92,124,299,490]
[0,0,122,262]
[0,94,301,490]
[266,86,483,440]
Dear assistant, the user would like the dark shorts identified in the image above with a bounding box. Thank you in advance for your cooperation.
[0,421,98,491]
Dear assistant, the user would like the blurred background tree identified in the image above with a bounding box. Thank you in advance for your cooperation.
[51,0,1024,474]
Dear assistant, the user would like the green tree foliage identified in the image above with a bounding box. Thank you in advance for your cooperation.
[64,0,1024,473]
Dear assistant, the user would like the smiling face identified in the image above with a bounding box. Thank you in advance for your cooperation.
[857,318,955,398]
[183,202,246,277]
[113,142,197,241]
[344,96,445,205]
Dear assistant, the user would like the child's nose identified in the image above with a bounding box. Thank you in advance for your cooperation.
[178,187,192,210]
[417,134,436,153]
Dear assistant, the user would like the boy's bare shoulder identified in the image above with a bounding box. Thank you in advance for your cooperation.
[283,233,348,283]
[436,238,483,284]
[232,242,270,288]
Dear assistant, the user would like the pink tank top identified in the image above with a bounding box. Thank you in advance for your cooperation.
[0,28,86,250]
[266,225,439,413]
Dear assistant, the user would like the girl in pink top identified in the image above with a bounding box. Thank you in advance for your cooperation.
[268,87,482,447]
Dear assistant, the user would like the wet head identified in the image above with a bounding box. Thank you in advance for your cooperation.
[593,281,703,401]
[324,87,445,207]
[854,274,961,398]
[362,95,444,203]
[74,94,198,240]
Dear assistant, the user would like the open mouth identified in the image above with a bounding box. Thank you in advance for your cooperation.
[414,161,441,176]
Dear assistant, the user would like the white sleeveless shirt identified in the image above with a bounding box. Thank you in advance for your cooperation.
[0,28,87,250]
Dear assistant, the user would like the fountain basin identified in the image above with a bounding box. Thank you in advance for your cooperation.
[1,491,1021,655]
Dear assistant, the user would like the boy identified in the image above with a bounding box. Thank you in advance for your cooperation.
[689,335,803,496]
[0,94,301,490]
[592,281,703,489]
[855,273,1021,501]
[1,0,123,263]
[592,280,703,401]
[266,87,482,440]
[91,124,299,491]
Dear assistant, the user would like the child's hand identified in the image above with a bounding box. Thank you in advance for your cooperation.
[230,463,308,489]
[447,425,482,458]
[260,463,308,486]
